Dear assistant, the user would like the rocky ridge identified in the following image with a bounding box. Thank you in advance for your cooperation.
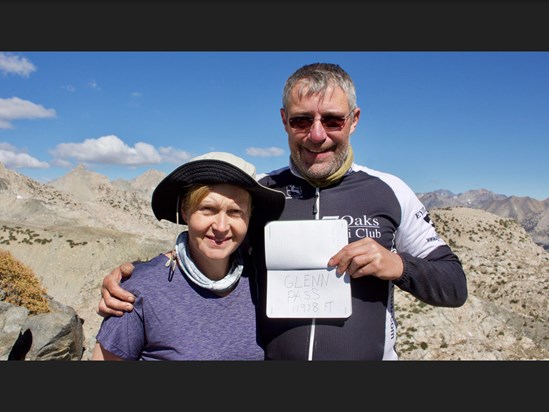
[418,188,549,250]
[395,207,548,359]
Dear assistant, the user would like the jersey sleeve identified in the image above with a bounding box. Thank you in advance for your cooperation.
[390,175,468,307]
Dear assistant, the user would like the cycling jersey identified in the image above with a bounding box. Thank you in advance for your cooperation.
[251,160,468,360]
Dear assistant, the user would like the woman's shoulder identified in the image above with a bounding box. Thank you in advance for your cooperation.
[122,254,172,288]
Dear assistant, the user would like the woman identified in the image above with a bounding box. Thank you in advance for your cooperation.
[91,152,285,360]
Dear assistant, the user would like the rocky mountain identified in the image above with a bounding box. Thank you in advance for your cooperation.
[0,162,547,360]
[418,188,549,250]
[111,169,166,201]
[0,162,174,239]
[0,162,177,359]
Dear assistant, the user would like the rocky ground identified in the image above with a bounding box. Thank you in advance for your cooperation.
[0,220,173,359]
[394,207,548,360]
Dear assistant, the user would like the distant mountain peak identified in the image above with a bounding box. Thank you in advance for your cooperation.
[49,164,111,202]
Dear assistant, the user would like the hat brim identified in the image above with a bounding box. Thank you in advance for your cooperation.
[151,159,285,228]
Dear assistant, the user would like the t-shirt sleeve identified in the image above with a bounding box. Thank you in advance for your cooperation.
[95,292,145,360]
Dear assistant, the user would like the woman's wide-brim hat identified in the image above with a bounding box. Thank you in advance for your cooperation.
[151,151,285,227]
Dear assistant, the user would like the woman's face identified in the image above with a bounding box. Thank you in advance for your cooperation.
[182,183,251,265]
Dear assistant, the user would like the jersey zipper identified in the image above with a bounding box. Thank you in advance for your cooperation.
[307,188,321,360]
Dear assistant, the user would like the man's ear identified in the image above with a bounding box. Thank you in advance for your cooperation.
[349,107,361,134]
[280,108,288,125]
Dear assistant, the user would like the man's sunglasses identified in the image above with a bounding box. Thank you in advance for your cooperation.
[288,110,354,131]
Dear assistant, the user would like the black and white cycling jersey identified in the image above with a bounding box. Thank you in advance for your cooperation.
[250,160,467,360]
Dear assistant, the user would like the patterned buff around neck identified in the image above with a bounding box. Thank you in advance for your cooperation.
[299,146,354,188]
[174,231,244,293]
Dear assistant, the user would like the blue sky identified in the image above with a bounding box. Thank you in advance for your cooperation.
[1,51,548,201]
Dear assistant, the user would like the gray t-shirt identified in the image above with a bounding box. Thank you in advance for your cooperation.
[96,254,263,360]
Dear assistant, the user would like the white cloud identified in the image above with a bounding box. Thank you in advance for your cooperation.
[0,97,57,129]
[0,143,49,169]
[88,80,101,90]
[1,135,194,171]
[246,146,285,157]
[0,52,36,77]
[158,146,193,164]
[50,135,179,166]
[51,158,73,168]
[0,142,15,151]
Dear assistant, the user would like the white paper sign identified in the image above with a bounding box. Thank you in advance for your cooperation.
[264,219,352,318]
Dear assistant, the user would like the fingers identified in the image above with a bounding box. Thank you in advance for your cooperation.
[96,263,136,318]
[98,290,134,315]
[96,297,129,318]
[329,239,371,275]
[101,268,135,298]
[103,263,136,301]
[328,238,404,280]
[120,262,135,278]
[98,278,135,316]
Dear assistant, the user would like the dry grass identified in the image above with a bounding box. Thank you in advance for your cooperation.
[0,248,50,314]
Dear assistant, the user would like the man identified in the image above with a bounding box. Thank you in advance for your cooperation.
[98,62,467,360]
